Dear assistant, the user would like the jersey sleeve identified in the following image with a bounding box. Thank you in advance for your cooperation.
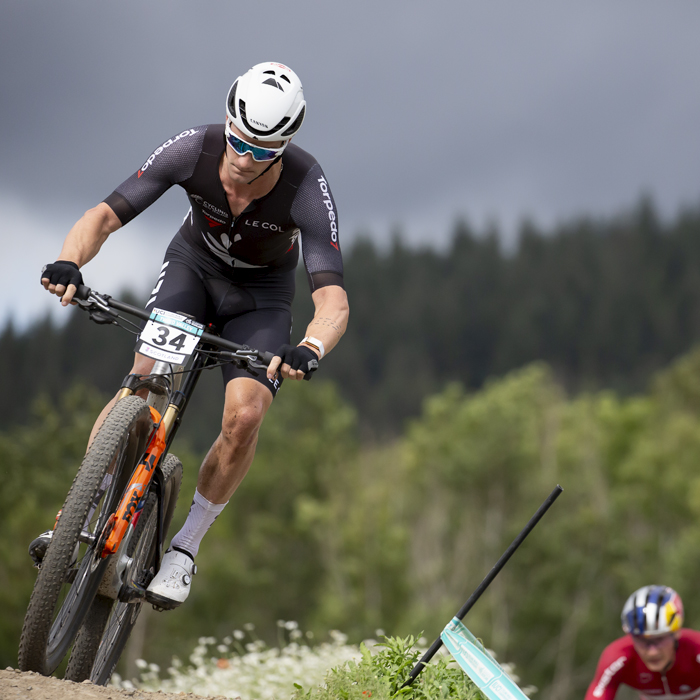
[290,163,344,292]
[585,644,630,700]
[103,126,207,225]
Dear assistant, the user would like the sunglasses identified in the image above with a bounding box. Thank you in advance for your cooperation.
[225,122,287,162]
[632,634,674,649]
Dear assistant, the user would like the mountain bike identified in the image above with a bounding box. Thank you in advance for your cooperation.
[18,284,276,684]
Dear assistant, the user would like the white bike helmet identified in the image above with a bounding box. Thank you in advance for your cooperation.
[621,585,684,636]
[226,62,306,142]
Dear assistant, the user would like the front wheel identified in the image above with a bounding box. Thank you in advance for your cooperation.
[65,453,183,685]
[18,396,153,675]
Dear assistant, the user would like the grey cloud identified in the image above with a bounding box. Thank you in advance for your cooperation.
[1,0,699,249]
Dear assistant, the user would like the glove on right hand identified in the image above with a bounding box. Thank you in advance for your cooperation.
[41,260,83,289]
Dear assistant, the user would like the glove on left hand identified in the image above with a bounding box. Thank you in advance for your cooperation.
[273,344,319,376]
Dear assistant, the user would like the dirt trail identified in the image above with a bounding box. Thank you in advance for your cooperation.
[0,668,232,700]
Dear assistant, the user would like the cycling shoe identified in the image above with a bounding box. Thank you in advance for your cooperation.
[146,548,196,610]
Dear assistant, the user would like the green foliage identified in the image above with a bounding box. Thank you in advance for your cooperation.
[298,442,411,639]
[292,636,485,700]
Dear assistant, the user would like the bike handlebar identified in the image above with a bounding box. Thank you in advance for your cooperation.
[74,284,277,368]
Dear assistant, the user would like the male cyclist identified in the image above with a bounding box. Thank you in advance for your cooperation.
[585,585,700,699]
[39,62,349,609]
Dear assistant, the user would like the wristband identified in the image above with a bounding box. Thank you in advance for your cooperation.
[301,336,325,359]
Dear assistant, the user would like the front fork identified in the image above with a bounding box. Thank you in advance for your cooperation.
[116,359,184,438]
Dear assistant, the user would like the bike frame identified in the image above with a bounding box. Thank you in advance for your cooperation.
[101,406,166,557]
[74,285,275,579]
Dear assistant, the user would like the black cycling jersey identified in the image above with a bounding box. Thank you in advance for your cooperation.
[146,234,295,397]
[103,124,343,291]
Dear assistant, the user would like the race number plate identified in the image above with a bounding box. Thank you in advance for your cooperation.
[137,308,204,365]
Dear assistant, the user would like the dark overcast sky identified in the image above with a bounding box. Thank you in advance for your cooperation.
[3,0,700,325]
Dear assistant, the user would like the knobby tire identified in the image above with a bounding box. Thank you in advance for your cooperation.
[18,396,153,675]
[65,453,183,685]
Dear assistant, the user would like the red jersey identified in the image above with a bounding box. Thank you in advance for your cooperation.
[585,630,700,699]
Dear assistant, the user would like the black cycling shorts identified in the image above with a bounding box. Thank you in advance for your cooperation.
[144,234,294,397]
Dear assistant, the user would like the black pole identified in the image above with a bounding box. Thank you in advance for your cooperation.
[403,484,563,687]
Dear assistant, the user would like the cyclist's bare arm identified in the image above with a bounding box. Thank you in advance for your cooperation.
[41,202,122,305]
[268,284,349,381]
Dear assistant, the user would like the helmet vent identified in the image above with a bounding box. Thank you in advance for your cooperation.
[262,77,284,91]
[280,74,291,83]
[280,105,305,138]
[227,81,238,118]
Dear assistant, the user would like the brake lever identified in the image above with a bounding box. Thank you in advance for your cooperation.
[247,358,268,370]
[75,290,119,325]
[88,309,119,325]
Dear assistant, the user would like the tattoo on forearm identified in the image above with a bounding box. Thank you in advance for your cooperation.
[309,316,343,340]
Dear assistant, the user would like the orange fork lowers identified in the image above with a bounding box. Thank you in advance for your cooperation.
[101,407,167,558]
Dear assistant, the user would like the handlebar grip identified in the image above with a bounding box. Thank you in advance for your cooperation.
[260,351,276,366]
[74,284,92,301]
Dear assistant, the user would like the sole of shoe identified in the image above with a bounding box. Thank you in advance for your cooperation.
[144,590,184,611]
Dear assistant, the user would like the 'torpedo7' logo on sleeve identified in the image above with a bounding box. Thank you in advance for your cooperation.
[137,129,199,178]
[317,175,339,250]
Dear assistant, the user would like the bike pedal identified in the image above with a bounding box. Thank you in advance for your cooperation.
[119,579,148,603]
[145,590,182,611]
[28,531,53,567]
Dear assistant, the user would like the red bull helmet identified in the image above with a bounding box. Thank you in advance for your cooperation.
[621,585,684,636]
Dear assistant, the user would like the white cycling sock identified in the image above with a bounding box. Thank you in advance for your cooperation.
[170,489,227,559]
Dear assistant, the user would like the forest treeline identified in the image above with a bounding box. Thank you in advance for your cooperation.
[5,348,700,699]
[4,196,700,447]
[5,197,700,698]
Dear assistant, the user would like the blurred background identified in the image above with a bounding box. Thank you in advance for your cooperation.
[2,2,700,698]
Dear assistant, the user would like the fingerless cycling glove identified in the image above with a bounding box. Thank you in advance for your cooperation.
[41,260,83,288]
[274,344,319,375]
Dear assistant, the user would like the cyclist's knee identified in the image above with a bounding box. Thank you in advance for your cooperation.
[221,402,265,446]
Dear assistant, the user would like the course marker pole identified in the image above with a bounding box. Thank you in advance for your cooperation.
[402,484,563,687]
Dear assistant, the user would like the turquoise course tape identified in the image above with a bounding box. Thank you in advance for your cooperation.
[440,618,529,700]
